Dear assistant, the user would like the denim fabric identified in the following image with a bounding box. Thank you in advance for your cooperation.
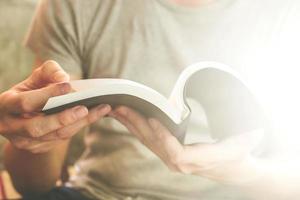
[23,187,91,200]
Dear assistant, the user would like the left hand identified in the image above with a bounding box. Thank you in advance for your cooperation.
[110,106,264,185]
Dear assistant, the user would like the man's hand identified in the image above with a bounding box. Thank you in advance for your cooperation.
[0,60,111,153]
[110,106,264,185]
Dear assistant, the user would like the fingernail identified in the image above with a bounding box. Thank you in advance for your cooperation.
[97,104,110,114]
[116,107,127,116]
[148,118,158,131]
[60,83,71,94]
[74,106,88,118]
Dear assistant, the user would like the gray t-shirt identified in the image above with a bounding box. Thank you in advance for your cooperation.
[26,0,300,199]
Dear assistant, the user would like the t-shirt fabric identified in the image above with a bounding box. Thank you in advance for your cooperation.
[25,0,300,199]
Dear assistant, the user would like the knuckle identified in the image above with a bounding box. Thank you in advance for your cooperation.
[58,112,75,126]
[25,124,43,137]
[13,141,26,149]
[18,96,32,112]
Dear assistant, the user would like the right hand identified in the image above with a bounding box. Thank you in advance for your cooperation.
[0,60,111,153]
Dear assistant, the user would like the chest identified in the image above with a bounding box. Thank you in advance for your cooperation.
[84,1,283,98]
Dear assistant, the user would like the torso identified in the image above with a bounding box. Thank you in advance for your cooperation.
[65,0,300,199]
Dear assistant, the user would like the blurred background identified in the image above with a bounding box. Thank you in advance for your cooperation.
[0,1,38,197]
[0,0,37,169]
[0,2,86,197]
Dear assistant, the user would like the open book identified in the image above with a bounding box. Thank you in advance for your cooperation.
[43,62,265,142]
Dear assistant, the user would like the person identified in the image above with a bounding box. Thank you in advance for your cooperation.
[4,0,300,199]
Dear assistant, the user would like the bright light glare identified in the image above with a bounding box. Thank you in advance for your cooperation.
[244,7,300,156]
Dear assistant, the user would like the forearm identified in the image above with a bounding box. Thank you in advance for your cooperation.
[4,141,69,195]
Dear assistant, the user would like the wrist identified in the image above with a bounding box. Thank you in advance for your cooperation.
[221,156,265,186]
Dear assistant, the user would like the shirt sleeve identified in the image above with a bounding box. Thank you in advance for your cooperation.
[24,0,83,78]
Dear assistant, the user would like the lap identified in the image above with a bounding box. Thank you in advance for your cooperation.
[23,186,91,200]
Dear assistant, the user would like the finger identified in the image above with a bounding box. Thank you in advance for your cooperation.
[113,106,153,138]
[9,135,31,150]
[113,109,183,163]
[113,107,181,152]
[57,104,111,139]
[9,135,47,151]
[25,140,62,154]
[148,118,182,146]
[28,60,70,88]
[9,133,69,154]
[22,105,89,138]
[148,118,183,157]
[112,108,186,172]
[39,104,111,141]
[5,82,71,114]
[109,110,140,137]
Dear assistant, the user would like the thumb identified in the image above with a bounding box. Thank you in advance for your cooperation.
[27,60,70,88]
[6,82,72,113]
